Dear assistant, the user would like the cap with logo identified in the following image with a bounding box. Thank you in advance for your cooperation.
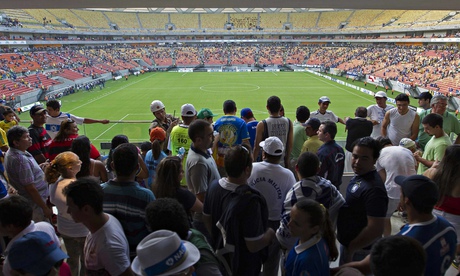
[259,136,284,156]
[399,138,416,149]
[240,108,255,119]
[150,100,165,113]
[197,108,217,119]
[30,105,47,116]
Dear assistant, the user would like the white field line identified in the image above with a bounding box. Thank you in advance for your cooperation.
[93,114,130,140]
[67,73,157,113]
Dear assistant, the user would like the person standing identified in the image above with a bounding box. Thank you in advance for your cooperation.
[367,91,394,138]
[63,177,132,275]
[149,99,179,153]
[253,96,293,168]
[290,106,310,171]
[45,99,109,140]
[381,94,419,146]
[415,113,452,175]
[247,136,296,276]
[415,91,433,111]
[417,94,460,150]
[337,137,388,264]
[101,143,155,258]
[27,105,52,165]
[344,107,373,172]
[240,107,258,150]
[213,100,250,176]
[316,121,345,188]
[310,96,345,124]
[4,126,51,222]
[300,118,323,154]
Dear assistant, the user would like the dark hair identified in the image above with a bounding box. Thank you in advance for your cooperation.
[140,142,151,153]
[152,156,182,198]
[296,106,310,122]
[188,119,211,142]
[370,235,426,276]
[421,113,443,128]
[297,152,319,178]
[63,177,104,214]
[375,136,392,148]
[106,135,129,172]
[295,199,338,261]
[432,145,460,206]
[355,106,367,118]
[6,125,28,147]
[321,121,337,140]
[0,195,32,228]
[395,94,410,103]
[145,198,189,239]
[46,99,60,110]
[223,100,236,114]
[2,109,13,117]
[267,96,281,114]
[351,136,381,160]
[225,145,252,178]
[401,190,434,214]
[112,143,139,177]
[54,119,75,142]
[71,136,91,178]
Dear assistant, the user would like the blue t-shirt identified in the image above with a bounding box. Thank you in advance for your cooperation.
[214,115,249,150]
[246,120,258,149]
[144,150,167,188]
[398,215,457,276]
[285,237,330,276]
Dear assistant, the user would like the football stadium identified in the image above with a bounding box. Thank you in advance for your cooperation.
[1,0,460,275]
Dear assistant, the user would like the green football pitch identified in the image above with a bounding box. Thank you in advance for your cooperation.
[18,71,383,152]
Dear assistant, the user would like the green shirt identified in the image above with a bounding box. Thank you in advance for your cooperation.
[291,120,308,160]
[418,109,460,150]
[417,133,452,174]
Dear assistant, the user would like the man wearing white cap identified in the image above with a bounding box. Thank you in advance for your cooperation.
[367,91,394,138]
[247,136,296,276]
[310,96,345,124]
[168,103,197,184]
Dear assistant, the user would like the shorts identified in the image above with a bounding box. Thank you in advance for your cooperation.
[386,197,400,218]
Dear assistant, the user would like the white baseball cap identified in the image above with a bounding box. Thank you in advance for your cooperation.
[259,136,284,156]
[374,91,388,98]
[181,103,197,117]
[318,96,331,103]
[150,100,165,113]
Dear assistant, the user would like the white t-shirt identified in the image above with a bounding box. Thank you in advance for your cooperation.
[49,177,89,237]
[247,161,296,221]
[85,214,130,276]
[376,146,417,199]
[45,112,84,139]
[310,110,338,123]
[367,104,394,138]
[386,108,416,146]
[3,221,60,276]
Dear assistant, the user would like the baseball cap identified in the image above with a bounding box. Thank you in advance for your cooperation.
[394,175,439,210]
[374,91,388,98]
[318,96,331,103]
[9,231,69,276]
[197,108,217,119]
[150,100,165,113]
[30,105,47,116]
[302,118,321,130]
[259,136,284,156]
[399,138,416,149]
[181,103,197,117]
[0,100,5,104]
[240,108,255,119]
[414,92,433,100]
[150,127,166,142]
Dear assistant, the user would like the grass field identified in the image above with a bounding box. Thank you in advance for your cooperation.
[18,71,385,152]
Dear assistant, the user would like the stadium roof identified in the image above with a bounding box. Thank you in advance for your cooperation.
[6,0,459,10]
